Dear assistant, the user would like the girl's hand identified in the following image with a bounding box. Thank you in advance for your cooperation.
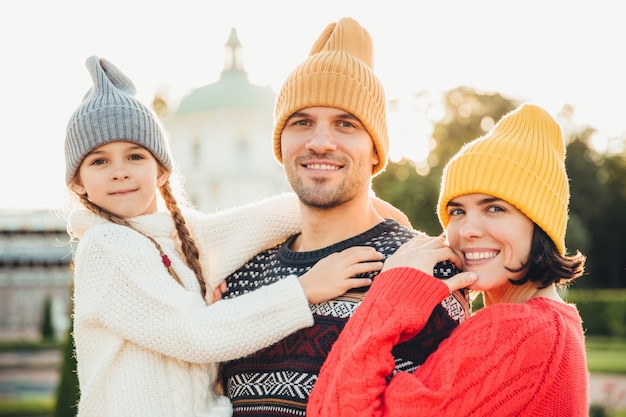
[210,280,228,304]
[298,246,383,304]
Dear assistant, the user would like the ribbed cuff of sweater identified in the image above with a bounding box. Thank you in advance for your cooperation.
[267,275,315,330]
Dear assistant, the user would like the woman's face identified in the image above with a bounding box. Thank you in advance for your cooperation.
[445,193,534,293]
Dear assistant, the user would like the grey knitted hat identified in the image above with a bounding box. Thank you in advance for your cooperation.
[65,56,173,184]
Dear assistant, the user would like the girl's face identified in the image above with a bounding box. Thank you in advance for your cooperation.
[445,193,534,295]
[71,141,169,218]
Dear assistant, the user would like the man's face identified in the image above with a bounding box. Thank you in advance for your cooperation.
[280,107,379,209]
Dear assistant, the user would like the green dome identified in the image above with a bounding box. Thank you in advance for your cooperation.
[175,28,275,115]
[176,69,275,114]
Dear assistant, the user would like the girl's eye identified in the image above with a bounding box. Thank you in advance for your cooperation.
[90,158,106,166]
[129,154,145,161]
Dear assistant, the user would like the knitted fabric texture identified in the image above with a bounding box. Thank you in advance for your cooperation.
[221,221,470,417]
[68,193,313,417]
[273,17,388,176]
[65,56,172,184]
[308,268,589,417]
[437,103,569,254]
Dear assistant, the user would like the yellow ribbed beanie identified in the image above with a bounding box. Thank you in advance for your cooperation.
[437,103,569,254]
[273,17,388,176]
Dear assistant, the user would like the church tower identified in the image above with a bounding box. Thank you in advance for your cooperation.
[167,28,290,211]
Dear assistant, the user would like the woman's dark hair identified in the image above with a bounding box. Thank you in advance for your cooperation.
[507,224,586,289]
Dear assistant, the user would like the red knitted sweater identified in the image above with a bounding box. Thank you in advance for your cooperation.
[308,267,589,417]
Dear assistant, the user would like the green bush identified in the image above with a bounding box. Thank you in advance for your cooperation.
[564,290,626,337]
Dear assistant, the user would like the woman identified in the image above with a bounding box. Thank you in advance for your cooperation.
[307,103,588,416]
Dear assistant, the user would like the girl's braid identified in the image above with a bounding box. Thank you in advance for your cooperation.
[159,180,208,298]
[78,193,185,288]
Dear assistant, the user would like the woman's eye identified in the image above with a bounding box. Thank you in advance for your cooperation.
[449,208,464,216]
[488,205,505,213]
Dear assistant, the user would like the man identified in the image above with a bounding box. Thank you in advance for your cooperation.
[220,17,470,416]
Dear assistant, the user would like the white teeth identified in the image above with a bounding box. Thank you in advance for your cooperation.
[306,164,338,170]
[465,251,497,261]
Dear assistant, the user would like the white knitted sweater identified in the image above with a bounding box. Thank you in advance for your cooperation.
[68,193,312,417]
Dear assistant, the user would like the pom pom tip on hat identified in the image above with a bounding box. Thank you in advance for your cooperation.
[437,103,570,254]
[64,56,173,185]
[272,17,389,176]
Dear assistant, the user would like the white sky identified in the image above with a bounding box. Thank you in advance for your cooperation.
[1,0,625,211]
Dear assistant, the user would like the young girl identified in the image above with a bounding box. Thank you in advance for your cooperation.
[65,56,386,417]
[308,104,589,416]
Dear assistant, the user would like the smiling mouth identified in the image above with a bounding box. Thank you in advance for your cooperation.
[110,189,136,196]
[464,251,498,261]
[303,163,340,171]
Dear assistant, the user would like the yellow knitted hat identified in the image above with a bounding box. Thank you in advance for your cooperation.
[273,17,388,176]
[437,103,569,254]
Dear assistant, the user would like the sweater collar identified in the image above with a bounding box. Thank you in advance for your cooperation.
[67,209,175,240]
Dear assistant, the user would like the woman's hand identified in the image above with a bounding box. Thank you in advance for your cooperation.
[383,235,477,292]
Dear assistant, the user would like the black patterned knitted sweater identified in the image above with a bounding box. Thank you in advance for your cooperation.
[221,220,470,417]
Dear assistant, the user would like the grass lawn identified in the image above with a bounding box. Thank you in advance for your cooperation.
[587,335,626,374]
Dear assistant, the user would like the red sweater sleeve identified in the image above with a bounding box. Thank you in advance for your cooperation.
[308,268,587,417]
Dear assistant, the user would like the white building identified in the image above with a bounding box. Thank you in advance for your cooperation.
[167,28,290,212]
[0,210,72,340]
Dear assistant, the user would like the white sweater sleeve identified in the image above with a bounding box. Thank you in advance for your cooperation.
[73,223,312,364]
[186,192,301,289]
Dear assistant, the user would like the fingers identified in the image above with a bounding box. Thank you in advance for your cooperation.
[443,271,477,293]
[346,259,383,277]
[343,277,373,290]
[211,284,224,303]
[382,235,463,275]
[337,246,383,263]
[324,246,382,282]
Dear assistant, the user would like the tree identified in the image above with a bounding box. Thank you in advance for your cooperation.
[566,131,626,288]
[373,158,441,235]
[40,296,56,341]
[374,87,520,234]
